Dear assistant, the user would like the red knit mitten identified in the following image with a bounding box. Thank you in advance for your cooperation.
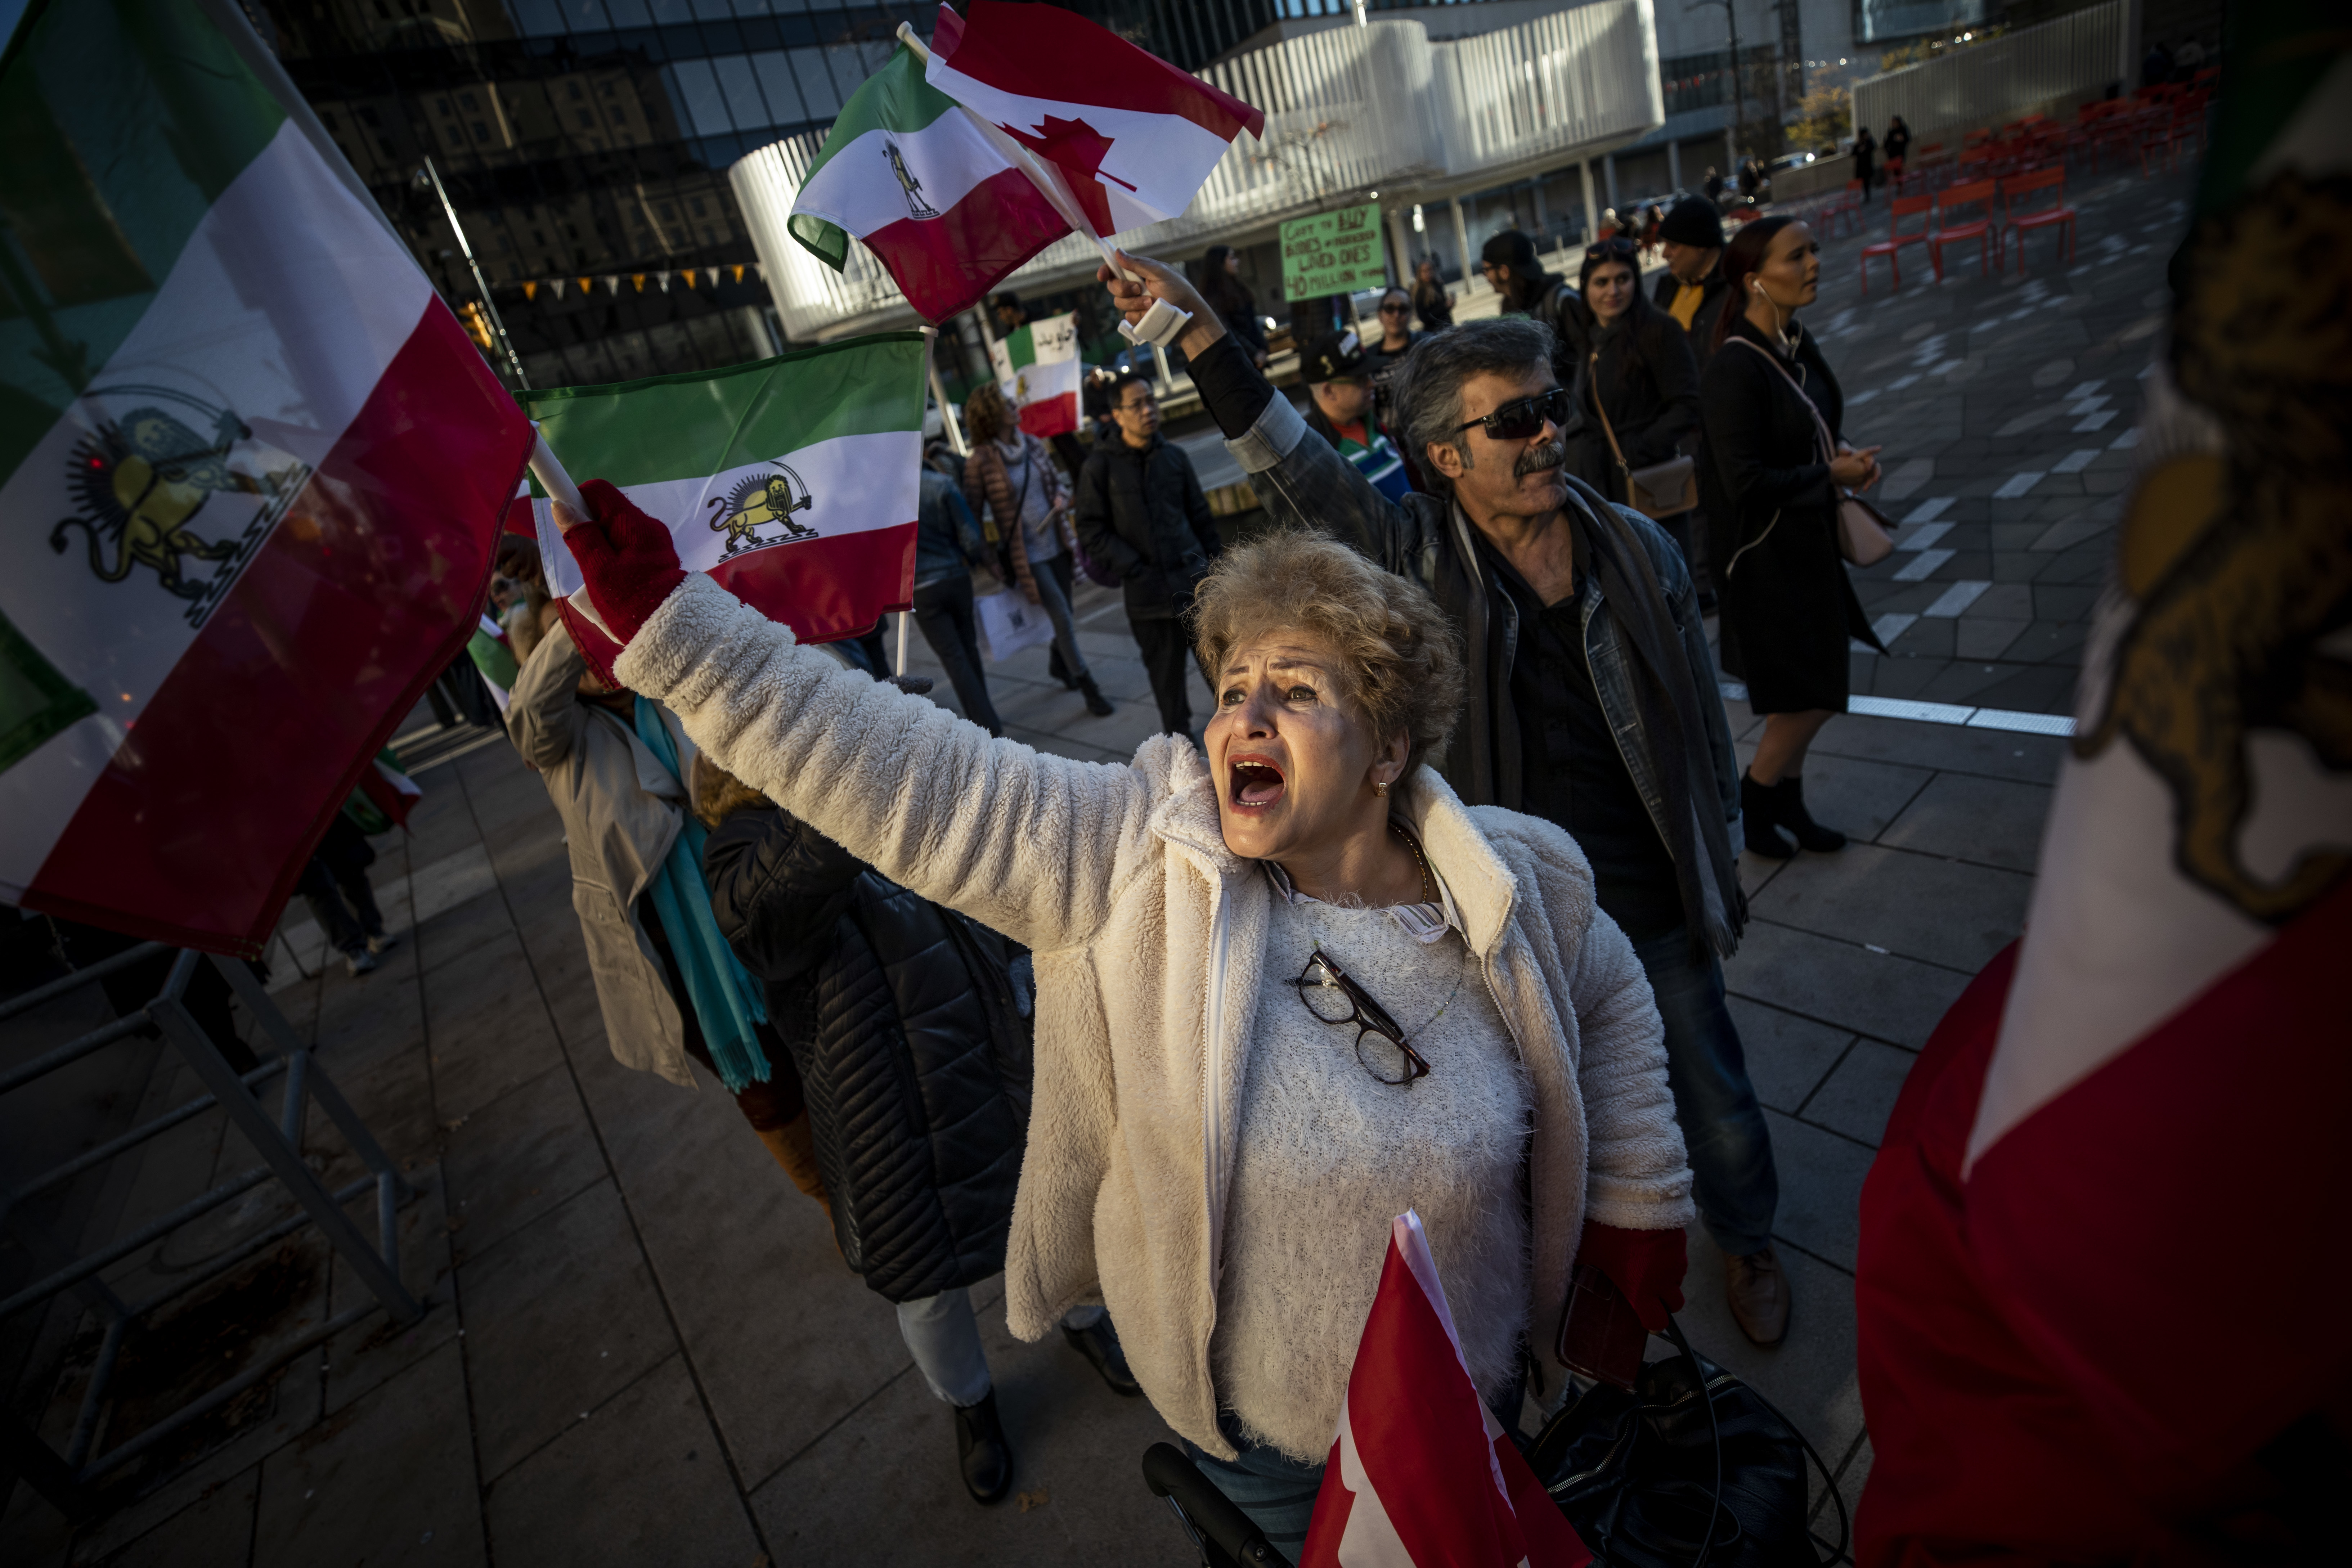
[560,478,686,642]
[1576,1221,1688,1332]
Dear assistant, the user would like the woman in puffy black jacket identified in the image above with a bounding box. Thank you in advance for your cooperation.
[696,743,1138,1508]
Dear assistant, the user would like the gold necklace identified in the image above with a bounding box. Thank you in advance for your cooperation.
[1389,818,1436,904]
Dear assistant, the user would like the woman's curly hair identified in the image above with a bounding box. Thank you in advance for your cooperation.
[1191,529,1466,776]
[963,380,1012,445]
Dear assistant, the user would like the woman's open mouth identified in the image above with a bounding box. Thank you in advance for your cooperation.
[1228,755,1287,812]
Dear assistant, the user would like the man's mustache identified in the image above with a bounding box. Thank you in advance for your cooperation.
[1514,437,1567,478]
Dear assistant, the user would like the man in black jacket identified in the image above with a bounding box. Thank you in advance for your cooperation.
[1094,251,1794,1348]
[1653,196,1732,367]
[1073,369,1222,738]
[698,737,1139,1506]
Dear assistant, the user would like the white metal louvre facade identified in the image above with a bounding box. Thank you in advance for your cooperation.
[736,8,1664,340]
[1850,1,2130,145]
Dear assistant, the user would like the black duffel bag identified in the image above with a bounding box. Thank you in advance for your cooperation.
[1527,1318,1849,1568]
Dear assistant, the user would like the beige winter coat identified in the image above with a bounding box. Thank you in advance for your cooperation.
[507,624,702,1088]
[615,575,1696,1457]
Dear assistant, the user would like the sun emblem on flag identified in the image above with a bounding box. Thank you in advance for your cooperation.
[50,387,309,628]
[707,465,820,557]
[883,139,939,220]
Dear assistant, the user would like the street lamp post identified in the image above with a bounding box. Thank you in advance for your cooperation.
[416,156,528,389]
[1690,0,1747,161]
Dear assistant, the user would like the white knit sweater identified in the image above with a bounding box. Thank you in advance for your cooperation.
[1216,885,1532,1461]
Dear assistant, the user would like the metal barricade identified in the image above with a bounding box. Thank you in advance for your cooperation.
[0,945,422,1516]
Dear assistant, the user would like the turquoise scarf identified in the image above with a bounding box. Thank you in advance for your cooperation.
[632,697,771,1091]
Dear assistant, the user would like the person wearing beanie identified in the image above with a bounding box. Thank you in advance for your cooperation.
[1479,228,1583,383]
[1653,196,1732,368]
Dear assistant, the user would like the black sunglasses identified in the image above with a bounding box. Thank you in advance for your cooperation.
[1454,387,1571,442]
[1291,950,1431,1086]
[1378,301,1410,313]
[1585,238,1639,261]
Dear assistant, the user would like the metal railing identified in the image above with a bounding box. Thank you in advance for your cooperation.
[737,9,1664,340]
[1851,1,2129,144]
[1,947,422,1517]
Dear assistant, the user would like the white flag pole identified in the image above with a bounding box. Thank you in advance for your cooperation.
[527,426,619,639]
[894,22,1189,347]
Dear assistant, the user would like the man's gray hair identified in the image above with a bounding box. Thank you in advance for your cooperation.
[1390,317,1556,493]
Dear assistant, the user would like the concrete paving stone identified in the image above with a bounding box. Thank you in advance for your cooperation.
[1798,1040,1917,1149]
[1989,549,2047,582]
[1003,722,1131,767]
[2006,620,2091,665]
[1675,1223,1864,1486]
[1968,662,2084,714]
[748,1302,1180,1565]
[320,1168,458,1418]
[1750,843,2029,975]
[1855,655,1946,700]
[1954,619,2027,660]
[1785,754,1932,846]
[1723,922,1972,1050]
[1986,521,2047,551]
[2032,582,2099,622]
[1885,615,1953,658]
[1958,583,2032,620]
[456,1178,678,1481]
[483,1354,758,1568]
[252,1340,486,1568]
[84,1466,257,1568]
[1759,1109,1876,1273]
[580,1048,914,1486]
[1820,1433,1872,1543]
[1726,997,1855,1116]
[1879,772,2053,874]
[1910,660,2034,708]
[439,1066,605,1265]
[320,1038,441,1185]
[420,932,568,1125]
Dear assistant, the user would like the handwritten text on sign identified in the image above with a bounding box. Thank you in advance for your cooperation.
[1279,203,1383,301]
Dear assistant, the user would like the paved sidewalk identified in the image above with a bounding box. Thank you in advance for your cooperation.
[2,166,2182,1568]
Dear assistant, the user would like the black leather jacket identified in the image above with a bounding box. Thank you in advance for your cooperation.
[1073,433,1221,620]
[703,806,1034,1303]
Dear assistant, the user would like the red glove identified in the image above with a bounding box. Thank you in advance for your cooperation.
[560,478,686,642]
[1575,1221,1687,1333]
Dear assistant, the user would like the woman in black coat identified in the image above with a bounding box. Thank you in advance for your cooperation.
[1698,216,1885,858]
[696,740,1139,1506]
[1566,237,1701,533]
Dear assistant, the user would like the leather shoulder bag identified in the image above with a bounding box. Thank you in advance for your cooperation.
[1720,337,1897,571]
[1590,346,1700,522]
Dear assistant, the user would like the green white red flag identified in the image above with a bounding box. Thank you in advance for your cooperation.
[516,336,929,682]
[988,313,1082,439]
[0,0,530,953]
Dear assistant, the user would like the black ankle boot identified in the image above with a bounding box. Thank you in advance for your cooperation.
[1773,775,1847,852]
[1078,675,1114,717]
[953,1390,1014,1504]
[1063,1316,1141,1396]
[1048,645,1076,689]
[1740,772,1795,859]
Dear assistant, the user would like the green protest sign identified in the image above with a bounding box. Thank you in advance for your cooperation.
[1279,202,1384,300]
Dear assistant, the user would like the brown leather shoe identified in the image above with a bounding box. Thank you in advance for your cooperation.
[1726,1246,1791,1345]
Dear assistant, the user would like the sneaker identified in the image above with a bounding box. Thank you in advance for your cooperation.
[366,931,399,956]
[1062,1316,1141,1397]
[952,1390,1014,1504]
[344,948,380,978]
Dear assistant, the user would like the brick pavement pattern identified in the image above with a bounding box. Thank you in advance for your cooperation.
[0,166,2192,1567]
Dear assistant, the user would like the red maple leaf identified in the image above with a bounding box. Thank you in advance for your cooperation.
[999,113,1137,236]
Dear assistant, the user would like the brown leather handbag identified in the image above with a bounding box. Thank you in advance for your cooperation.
[1590,350,1699,520]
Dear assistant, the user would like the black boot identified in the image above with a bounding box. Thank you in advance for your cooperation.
[1063,1316,1141,1396]
[1773,775,1847,852]
[1048,646,1077,689]
[1078,674,1115,717]
[1740,772,1794,859]
[953,1390,1014,1504]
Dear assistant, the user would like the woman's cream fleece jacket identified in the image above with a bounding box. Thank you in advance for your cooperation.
[614,575,1696,1459]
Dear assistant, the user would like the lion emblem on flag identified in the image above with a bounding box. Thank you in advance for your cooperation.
[51,393,302,617]
[707,466,820,556]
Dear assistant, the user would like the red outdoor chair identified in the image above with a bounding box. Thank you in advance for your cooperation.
[2002,167,2077,273]
[1861,195,1934,293]
[1929,180,1998,281]
[1821,179,1864,237]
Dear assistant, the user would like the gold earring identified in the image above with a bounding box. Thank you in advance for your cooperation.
[1374,779,1390,796]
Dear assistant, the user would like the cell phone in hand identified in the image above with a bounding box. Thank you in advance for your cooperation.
[1555,1262,1647,1392]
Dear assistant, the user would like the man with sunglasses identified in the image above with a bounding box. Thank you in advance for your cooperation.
[1098,251,1791,1348]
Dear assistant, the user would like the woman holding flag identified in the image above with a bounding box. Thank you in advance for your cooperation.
[549,493,1695,1551]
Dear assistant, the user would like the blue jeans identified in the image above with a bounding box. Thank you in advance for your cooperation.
[1631,926,1778,1257]
[1184,1413,1325,1561]
[896,1289,1107,1407]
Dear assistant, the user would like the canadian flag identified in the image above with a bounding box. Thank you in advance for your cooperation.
[1300,1213,1590,1568]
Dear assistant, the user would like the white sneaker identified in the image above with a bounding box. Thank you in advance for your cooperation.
[367,931,399,955]
[344,949,380,978]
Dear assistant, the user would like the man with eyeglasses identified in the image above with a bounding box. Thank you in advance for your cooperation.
[1097,253,1792,1348]
[1073,369,1223,741]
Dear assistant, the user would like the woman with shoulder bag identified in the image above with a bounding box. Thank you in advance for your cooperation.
[961,383,1116,716]
[1698,216,1888,859]
[1572,238,1702,564]
[559,516,1698,1564]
